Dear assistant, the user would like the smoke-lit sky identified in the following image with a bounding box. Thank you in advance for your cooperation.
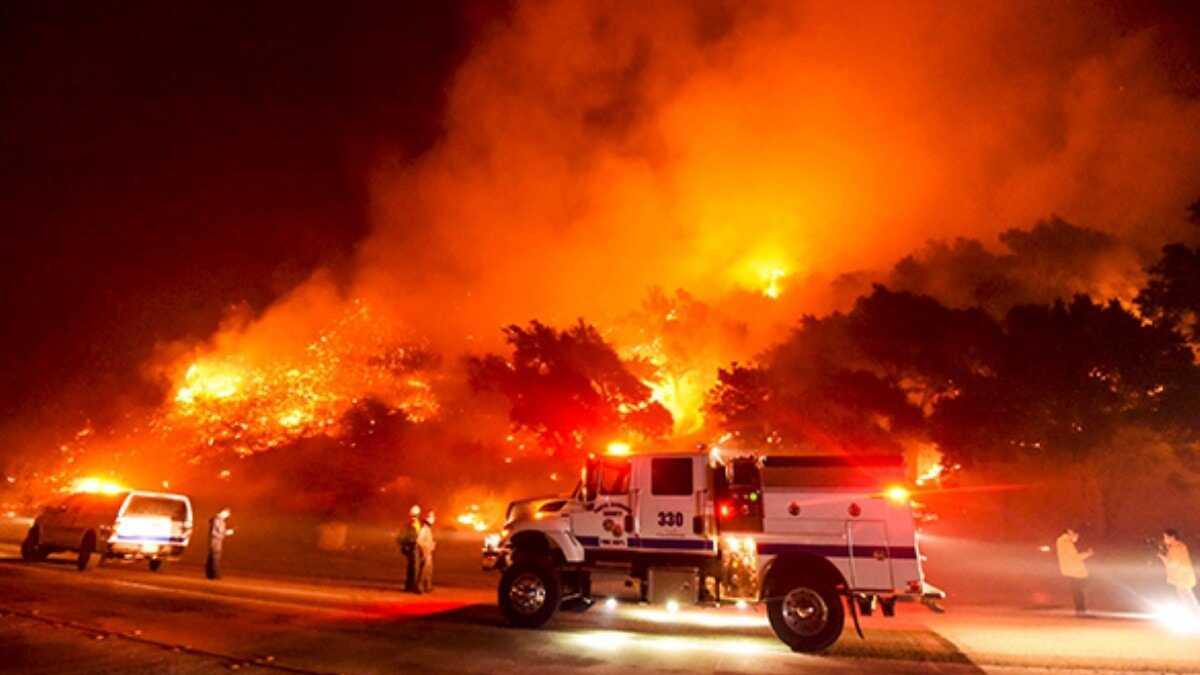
[0,3,477,423]
[3,0,1200,456]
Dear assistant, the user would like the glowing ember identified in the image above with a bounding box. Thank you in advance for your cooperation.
[760,267,787,299]
[606,441,632,456]
[916,461,944,486]
[623,336,708,436]
[455,504,491,532]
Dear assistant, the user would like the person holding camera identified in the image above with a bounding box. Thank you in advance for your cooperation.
[1159,529,1199,614]
[1056,527,1093,616]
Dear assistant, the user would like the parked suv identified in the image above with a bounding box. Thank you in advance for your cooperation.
[21,490,194,572]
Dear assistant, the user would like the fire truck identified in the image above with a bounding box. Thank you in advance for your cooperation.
[482,447,943,653]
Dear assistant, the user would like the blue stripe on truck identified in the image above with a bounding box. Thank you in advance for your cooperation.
[576,536,915,558]
[576,535,712,551]
[631,537,713,551]
[757,542,918,559]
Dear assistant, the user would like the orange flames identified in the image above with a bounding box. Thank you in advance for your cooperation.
[160,301,439,458]
[15,1,1200,512]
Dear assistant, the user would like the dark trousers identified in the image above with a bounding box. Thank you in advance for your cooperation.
[403,548,417,592]
[1069,577,1087,614]
[206,549,221,580]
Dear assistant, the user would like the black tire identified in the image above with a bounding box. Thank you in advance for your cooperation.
[148,559,164,572]
[767,579,845,653]
[856,595,875,616]
[498,560,561,628]
[77,533,95,571]
[880,596,897,617]
[20,527,48,562]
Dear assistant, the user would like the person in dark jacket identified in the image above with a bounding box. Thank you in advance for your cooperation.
[397,505,422,592]
[206,507,233,580]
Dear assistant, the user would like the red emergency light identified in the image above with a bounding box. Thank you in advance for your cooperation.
[718,501,734,520]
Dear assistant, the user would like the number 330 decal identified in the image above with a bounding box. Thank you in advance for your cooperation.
[657,511,685,527]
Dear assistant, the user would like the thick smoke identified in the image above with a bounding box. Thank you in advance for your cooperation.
[12,1,1200,518]
[356,0,1200,345]
[157,0,1200,382]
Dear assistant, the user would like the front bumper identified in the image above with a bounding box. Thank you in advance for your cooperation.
[920,581,946,600]
[107,539,187,560]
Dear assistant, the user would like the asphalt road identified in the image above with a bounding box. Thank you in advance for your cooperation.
[1,540,1198,674]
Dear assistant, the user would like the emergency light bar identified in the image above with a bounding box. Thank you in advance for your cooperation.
[761,454,903,468]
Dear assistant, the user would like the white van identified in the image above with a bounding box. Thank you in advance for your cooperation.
[22,490,194,572]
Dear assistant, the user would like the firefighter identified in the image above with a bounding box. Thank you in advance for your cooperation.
[205,507,233,580]
[1158,528,1199,613]
[416,509,436,594]
[1055,527,1093,616]
[398,505,422,592]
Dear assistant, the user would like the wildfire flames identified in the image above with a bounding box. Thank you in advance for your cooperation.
[9,1,1200,527]
[161,302,439,458]
[455,504,490,533]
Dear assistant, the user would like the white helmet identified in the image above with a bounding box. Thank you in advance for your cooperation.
[409,505,421,517]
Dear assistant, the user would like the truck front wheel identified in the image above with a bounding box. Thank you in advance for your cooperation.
[76,533,96,571]
[767,581,845,653]
[499,560,561,628]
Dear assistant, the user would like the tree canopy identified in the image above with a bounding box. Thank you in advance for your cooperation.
[709,283,1200,468]
[468,320,672,455]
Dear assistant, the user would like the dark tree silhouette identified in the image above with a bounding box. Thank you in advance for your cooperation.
[1136,243,1200,344]
[932,295,1200,465]
[468,320,672,455]
[709,286,1200,468]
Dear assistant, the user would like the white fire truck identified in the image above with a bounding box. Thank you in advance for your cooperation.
[482,448,943,652]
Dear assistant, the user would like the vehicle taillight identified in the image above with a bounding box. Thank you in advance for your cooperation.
[718,501,734,520]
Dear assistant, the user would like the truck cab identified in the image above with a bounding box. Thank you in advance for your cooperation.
[485,448,942,653]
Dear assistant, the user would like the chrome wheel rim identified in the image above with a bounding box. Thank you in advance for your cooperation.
[782,588,828,636]
[509,572,547,615]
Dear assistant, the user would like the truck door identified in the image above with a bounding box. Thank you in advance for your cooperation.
[573,458,632,550]
[635,456,712,553]
[43,496,80,547]
[847,520,894,590]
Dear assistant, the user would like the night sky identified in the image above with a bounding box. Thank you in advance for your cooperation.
[1,3,486,424]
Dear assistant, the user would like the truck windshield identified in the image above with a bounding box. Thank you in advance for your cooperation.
[123,496,188,521]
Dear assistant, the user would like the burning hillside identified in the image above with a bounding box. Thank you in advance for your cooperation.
[160,301,439,459]
[5,1,1200,533]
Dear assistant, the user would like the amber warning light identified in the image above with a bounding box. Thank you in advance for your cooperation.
[883,485,911,505]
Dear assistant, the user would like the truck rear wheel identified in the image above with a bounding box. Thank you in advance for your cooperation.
[21,527,48,562]
[767,580,845,653]
[499,560,561,628]
[148,558,164,572]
